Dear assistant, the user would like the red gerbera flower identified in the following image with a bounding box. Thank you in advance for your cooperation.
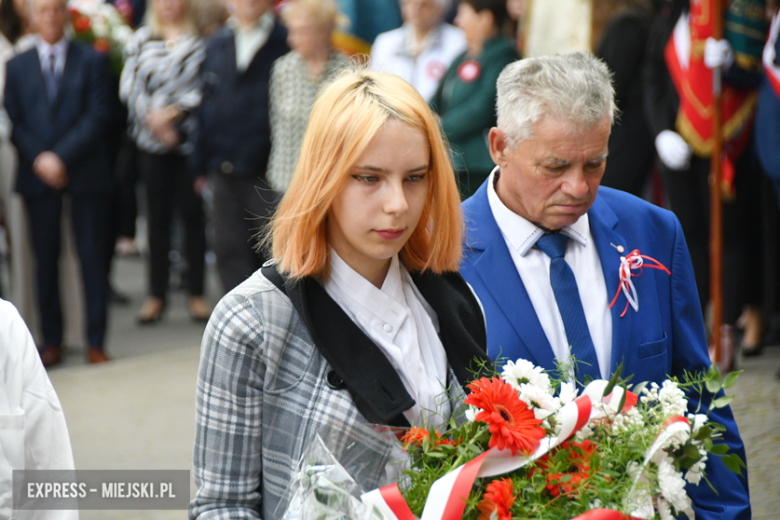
[399,427,455,450]
[72,15,90,33]
[534,440,602,497]
[464,377,545,456]
[477,478,515,520]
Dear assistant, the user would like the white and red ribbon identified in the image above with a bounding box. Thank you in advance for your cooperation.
[609,249,671,318]
[361,381,654,520]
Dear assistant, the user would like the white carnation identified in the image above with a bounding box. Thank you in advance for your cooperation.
[640,382,660,404]
[656,497,675,520]
[657,454,694,520]
[688,413,708,433]
[518,383,560,420]
[501,359,550,391]
[464,405,479,423]
[658,380,688,417]
[684,445,708,485]
[558,381,578,405]
[611,407,644,434]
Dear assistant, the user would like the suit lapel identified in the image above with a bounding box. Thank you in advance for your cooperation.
[284,276,413,427]
[464,182,556,369]
[26,50,50,109]
[50,41,77,108]
[222,32,239,78]
[588,194,634,376]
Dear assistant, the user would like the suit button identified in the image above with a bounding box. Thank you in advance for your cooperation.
[326,370,345,389]
[221,161,233,174]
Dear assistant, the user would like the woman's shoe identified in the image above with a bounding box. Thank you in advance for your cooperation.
[137,297,166,324]
[188,296,211,322]
[737,305,764,357]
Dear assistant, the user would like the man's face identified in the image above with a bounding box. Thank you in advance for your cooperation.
[402,0,442,33]
[32,0,66,45]
[230,0,270,25]
[489,116,610,230]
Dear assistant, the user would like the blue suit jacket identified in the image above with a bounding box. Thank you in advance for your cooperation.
[461,180,750,519]
[4,41,112,196]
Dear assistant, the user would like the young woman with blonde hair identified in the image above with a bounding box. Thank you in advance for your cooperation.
[190,69,489,519]
[120,0,209,324]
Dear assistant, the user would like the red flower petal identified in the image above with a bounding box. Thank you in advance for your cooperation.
[465,377,546,456]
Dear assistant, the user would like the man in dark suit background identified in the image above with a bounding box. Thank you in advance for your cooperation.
[192,0,289,293]
[4,0,113,366]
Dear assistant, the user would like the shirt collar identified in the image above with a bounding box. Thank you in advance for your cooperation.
[487,166,590,256]
[400,22,442,57]
[35,35,68,58]
[326,250,408,332]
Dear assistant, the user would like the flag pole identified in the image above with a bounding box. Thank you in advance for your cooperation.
[710,0,724,368]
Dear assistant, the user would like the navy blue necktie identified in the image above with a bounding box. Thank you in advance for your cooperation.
[536,232,601,382]
[44,53,58,102]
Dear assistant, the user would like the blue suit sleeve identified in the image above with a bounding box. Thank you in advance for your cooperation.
[4,61,47,164]
[668,215,751,520]
[51,52,111,169]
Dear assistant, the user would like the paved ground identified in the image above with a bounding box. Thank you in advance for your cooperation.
[41,255,780,519]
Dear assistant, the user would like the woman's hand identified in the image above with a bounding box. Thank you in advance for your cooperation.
[145,106,181,146]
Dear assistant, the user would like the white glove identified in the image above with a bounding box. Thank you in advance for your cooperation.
[704,37,734,69]
[655,130,692,170]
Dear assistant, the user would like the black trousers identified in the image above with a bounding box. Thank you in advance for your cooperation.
[212,173,276,293]
[139,151,206,300]
[659,151,762,324]
[24,190,109,348]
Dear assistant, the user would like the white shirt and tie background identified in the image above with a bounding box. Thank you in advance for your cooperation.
[487,168,613,379]
[35,35,68,101]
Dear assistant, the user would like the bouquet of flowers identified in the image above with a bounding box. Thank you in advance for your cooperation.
[281,359,745,520]
[68,0,133,74]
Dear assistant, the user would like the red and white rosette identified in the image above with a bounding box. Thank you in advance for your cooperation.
[361,381,690,520]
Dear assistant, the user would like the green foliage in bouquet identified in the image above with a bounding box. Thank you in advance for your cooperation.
[397,359,745,520]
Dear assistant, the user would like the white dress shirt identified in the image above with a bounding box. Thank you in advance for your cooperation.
[370,22,466,102]
[487,168,612,378]
[0,299,77,519]
[228,12,275,72]
[324,250,450,427]
[35,35,68,78]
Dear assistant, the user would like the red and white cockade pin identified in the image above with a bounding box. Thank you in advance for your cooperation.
[458,60,481,82]
[609,247,670,317]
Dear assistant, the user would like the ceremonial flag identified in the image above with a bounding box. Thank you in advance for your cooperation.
[664,0,766,194]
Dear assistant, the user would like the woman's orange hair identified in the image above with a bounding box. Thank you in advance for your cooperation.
[269,68,462,281]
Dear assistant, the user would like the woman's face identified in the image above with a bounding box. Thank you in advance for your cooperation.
[454,2,493,50]
[286,12,331,59]
[402,0,443,34]
[327,119,431,284]
[154,0,187,25]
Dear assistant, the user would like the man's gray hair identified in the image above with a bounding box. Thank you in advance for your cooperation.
[496,52,616,147]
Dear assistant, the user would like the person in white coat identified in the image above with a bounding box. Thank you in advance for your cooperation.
[0,298,77,519]
[370,0,466,102]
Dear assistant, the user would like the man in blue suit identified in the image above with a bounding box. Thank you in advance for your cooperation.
[4,0,113,366]
[460,53,750,519]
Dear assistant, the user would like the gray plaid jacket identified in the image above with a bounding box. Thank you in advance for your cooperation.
[189,267,488,520]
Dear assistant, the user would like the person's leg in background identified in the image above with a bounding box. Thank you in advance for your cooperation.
[23,191,63,366]
[138,151,177,323]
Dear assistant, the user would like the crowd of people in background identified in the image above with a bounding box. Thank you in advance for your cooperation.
[0,0,778,373]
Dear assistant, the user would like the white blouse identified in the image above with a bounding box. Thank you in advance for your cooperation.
[323,250,450,428]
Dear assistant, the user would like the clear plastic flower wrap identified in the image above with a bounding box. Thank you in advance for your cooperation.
[275,421,410,520]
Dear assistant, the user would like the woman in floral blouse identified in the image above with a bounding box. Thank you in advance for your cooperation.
[266,0,349,194]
